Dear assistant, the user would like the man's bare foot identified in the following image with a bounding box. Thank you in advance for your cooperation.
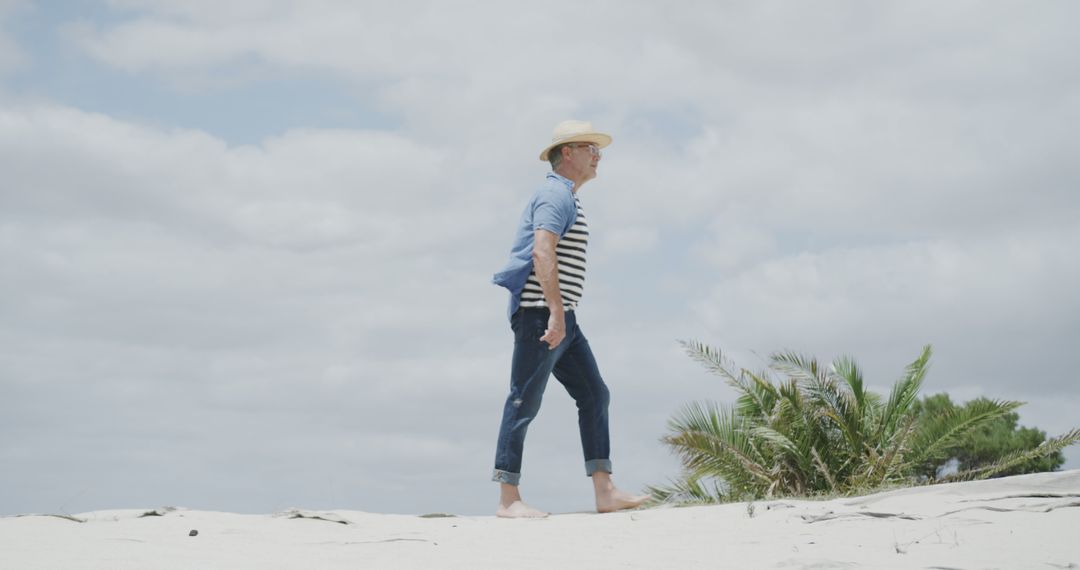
[592,471,651,513]
[496,483,548,518]
[496,500,549,518]
[596,488,651,513]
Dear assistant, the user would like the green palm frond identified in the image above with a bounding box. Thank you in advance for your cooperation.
[831,355,868,418]
[825,356,868,440]
[878,345,932,442]
[951,428,1080,482]
[741,370,780,419]
[810,446,839,492]
[646,473,727,505]
[876,413,920,483]
[680,340,777,419]
[906,398,1023,468]
[770,351,822,382]
[749,425,801,458]
[772,351,870,457]
[940,428,1080,483]
[663,401,772,495]
[679,340,739,387]
[804,377,862,450]
[750,425,816,490]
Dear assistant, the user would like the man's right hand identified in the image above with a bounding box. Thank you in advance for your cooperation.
[540,314,566,349]
[533,228,567,350]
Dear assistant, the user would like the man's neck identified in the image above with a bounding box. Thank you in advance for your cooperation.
[553,167,586,193]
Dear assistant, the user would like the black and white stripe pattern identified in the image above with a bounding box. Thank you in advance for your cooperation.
[520,198,589,311]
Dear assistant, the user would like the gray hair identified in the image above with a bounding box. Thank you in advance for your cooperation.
[548,143,567,170]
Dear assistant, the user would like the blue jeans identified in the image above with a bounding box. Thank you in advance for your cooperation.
[492,307,612,485]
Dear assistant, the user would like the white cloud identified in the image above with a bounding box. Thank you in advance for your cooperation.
[1,106,454,250]
[0,103,513,510]
[599,226,658,256]
[0,0,27,76]
[64,3,1080,113]
[694,220,777,272]
[694,228,1080,396]
[59,1,1080,240]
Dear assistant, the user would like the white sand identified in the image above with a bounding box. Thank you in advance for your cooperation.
[3,470,1078,569]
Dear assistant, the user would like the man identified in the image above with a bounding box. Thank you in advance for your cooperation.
[491,120,650,518]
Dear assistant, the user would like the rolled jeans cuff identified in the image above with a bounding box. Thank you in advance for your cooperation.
[585,459,612,476]
[492,469,521,486]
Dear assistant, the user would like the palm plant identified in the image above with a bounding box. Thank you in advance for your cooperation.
[654,342,1080,503]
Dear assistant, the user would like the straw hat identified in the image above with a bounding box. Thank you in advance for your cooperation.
[539,120,612,161]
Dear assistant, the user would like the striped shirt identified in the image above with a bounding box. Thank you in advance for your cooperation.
[520,198,589,311]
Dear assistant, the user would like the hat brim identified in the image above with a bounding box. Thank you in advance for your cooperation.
[539,133,612,161]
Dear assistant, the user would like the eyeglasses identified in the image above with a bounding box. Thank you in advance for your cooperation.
[568,143,602,157]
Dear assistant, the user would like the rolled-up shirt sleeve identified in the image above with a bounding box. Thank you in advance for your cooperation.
[531,198,566,234]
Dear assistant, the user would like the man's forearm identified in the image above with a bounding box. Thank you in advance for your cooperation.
[533,248,565,318]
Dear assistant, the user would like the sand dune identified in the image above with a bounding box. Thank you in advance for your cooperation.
[3,470,1078,569]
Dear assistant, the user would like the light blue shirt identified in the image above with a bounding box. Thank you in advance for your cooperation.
[492,172,579,319]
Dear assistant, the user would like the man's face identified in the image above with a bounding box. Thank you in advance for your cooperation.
[563,143,601,182]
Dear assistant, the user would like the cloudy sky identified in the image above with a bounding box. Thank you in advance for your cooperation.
[2,0,1078,517]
